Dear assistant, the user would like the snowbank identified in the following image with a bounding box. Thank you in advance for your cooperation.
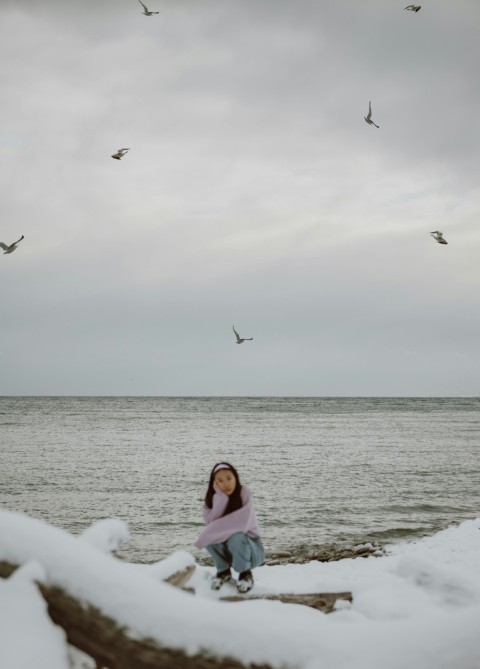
[0,562,70,669]
[1,510,480,669]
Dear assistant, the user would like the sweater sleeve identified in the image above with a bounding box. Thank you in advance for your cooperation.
[202,488,229,523]
[195,487,260,549]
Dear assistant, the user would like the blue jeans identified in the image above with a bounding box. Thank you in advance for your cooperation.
[206,532,265,574]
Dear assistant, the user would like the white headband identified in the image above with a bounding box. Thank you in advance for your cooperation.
[213,463,231,474]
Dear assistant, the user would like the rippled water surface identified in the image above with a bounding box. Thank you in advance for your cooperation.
[1,396,479,563]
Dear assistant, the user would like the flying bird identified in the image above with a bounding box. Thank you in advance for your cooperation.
[0,235,24,254]
[138,0,159,15]
[430,231,448,245]
[111,148,130,160]
[405,5,421,12]
[233,326,253,344]
[364,101,379,128]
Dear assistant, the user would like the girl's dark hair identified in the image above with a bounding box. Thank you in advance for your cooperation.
[204,462,243,516]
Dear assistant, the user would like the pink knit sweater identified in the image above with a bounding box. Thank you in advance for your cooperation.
[195,485,261,549]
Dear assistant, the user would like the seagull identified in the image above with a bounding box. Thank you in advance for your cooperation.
[430,231,448,245]
[405,5,421,12]
[233,326,253,344]
[0,235,24,254]
[364,101,379,128]
[138,0,159,15]
[111,148,130,160]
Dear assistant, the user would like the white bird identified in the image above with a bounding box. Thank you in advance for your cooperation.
[405,5,421,12]
[0,235,24,254]
[233,326,253,344]
[138,0,159,15]
[430,231,448,245]
[364,101,379,128]
[111,148,130,160]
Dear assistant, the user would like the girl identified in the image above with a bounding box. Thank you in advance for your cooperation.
[195,462,265,593]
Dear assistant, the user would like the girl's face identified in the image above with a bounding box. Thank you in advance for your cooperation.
[213,469,237,496]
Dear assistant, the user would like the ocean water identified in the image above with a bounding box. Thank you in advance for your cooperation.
[1,396,479,564]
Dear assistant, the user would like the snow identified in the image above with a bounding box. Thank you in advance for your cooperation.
[79,518,130,554]
[0,562,70,669]
[1,510,480,669]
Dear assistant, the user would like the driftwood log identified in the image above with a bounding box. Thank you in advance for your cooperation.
[0,560,352,668]
[221,591,352,613]
[1,560,270,669]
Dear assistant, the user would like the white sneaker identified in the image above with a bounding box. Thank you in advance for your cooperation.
[236,571,254,593]
[211,570,234,590]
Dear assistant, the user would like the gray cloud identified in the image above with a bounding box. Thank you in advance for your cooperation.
[1,0,479,395]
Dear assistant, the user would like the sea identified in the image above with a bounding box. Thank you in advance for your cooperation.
[1,396,479,564]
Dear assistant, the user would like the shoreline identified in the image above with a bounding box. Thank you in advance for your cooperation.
[264,541,384,565]
[189,540,385,569]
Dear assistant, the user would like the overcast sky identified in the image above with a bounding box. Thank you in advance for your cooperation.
[0,0,479,396]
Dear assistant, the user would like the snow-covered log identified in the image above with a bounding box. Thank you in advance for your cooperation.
[40,580,271,669]
[1,558,271,669]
